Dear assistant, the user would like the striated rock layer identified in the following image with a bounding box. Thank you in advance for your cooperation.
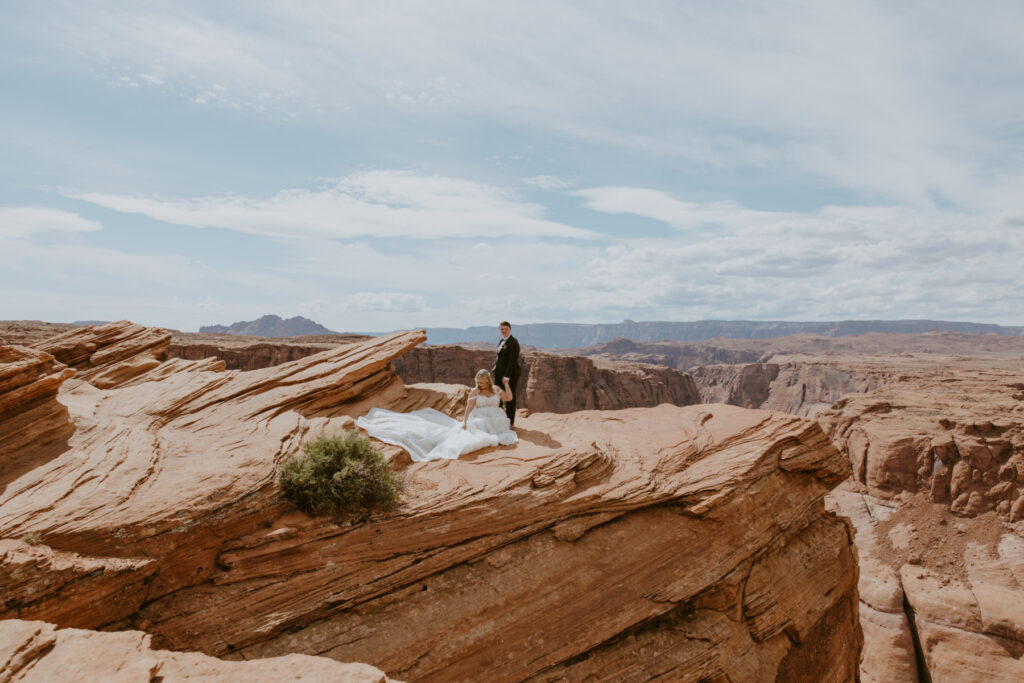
[818,356,1024,520]
[170,339,342,371]
[394,344,701,413]
[30,320,176,389]
[0,326,859,681]
[688,356,897,417]
[828,486,1024,682]
[0,619,397,682]
[815,355,1024,682]
[0,346,75,490]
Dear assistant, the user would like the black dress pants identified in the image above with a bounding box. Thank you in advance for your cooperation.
[501,370,520,425]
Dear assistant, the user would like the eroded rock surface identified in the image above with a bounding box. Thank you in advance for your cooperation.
[394,344,700,413]
[690,357,893,417]
[30,320,176,389]
[818,357,1024,520]
[0,346,75,490]
[0,326,859,681]
[0,619,397,682]
[573,331,1024,371]
[168,331,372,371]
[829,486,1024,682]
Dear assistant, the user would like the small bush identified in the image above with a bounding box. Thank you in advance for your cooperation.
[20,532,43,546]
[279,431,402,517]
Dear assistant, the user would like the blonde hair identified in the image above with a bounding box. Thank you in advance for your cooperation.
[474,369,494,390]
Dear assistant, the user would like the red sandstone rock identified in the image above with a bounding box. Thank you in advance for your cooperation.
[817,357,1024,520]
[573,331,1024,371]
[690,358,891,416]
[0,321,78,346]
[0,346,75,490]
[0,327,860,681]
[31,320,174,389]
[394,344,701,413]
[0,619,397,681]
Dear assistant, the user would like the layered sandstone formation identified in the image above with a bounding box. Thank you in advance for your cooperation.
[691,357,892,417]
[0,346,75,490]
[394,344,701,413]
[573,331,1024,371]
[0,325,860,681]
[170,338,341,371]
[817,357,1024,520]
[0,619,396,682]
[816,357,1024,682]
[828,487,1024,681]
[0,321,78,347]
[30,320,176,389]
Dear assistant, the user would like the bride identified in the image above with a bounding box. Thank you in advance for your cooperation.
[357,370,518,463]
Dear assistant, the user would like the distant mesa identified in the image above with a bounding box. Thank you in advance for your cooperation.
[423,319,1024,348]
[71,320,110,326]
[200,314,336,338]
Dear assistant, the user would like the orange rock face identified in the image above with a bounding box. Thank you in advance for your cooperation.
[31,320,176,389]
[690,357,892,417]
[818,357,1024,520]
[0,346,75,490]
[394,344,701,413]
[0,325,860,681]
[0,619,397,682]
[828,486,1024,682]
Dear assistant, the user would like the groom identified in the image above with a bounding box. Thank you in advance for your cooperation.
[492,320,521,426]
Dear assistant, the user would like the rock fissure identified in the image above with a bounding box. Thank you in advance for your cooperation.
[902,588,933,683]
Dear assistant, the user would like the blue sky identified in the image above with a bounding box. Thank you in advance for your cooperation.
[2,1,1023,332]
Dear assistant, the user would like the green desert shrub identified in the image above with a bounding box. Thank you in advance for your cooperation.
[278,431,402,517]
[19,532,43,546]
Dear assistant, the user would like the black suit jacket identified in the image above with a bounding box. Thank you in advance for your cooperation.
[492,335,521,383]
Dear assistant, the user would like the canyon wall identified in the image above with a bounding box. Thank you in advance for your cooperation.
[393,344,701,413]
[817,357,1024,682]
[690,358,891,417]
[1,324,861,681]
[817,357,1024,519]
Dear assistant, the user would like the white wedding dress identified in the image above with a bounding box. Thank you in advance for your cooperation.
[357,391,517,463]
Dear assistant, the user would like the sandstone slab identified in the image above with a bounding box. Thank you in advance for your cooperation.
[1,326,860,681]
[0,619,396,682]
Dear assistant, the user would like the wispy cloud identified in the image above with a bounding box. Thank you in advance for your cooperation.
[4,3,1024,329]
[523,175,571,191]
[345,292,427,313]
[67,171,595,240]
[12,3,1024,208]
[0,207,102,239]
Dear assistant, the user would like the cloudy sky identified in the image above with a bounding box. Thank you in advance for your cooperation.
[2,1,1023,331]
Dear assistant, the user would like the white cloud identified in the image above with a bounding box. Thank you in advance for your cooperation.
[345,292,427,313]
[67,171,595,240]
[0,207,102,239]
[523,175,571,191]
[575,187,769,230]
[14,174,1014,329]
[17,2,1024,210]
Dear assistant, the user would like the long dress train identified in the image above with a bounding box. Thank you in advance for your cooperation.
[357,391,517,463]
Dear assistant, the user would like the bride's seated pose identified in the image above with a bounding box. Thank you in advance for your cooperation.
[462,369,514,432]
[357,369,518,463]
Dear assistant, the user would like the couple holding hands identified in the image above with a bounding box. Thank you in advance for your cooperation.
[358,321,522,463]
